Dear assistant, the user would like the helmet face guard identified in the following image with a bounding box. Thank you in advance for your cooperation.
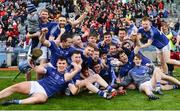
[13,48,42,81]
[18,60,32,74]
[13,60,32,81]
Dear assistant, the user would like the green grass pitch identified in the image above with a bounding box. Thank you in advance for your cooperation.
[0,69,180,110]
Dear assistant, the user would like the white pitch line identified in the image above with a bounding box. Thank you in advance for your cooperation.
[0,76,24,79]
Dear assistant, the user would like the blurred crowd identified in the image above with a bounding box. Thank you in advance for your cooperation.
[0,0,179,50]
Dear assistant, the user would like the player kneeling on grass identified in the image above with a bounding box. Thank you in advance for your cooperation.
[0,57,81,106]
[117,54,180,100]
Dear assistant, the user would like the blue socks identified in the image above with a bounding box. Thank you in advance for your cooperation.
[106,85,115,92]
[97,90,107,98]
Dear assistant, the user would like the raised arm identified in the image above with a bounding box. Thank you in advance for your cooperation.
[27,31,41,39]
[54,28,66,45]
[39,28,51,47]
[133,33,142,54]
[68,5,91,26]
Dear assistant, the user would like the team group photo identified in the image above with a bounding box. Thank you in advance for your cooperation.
[0,0,180,110]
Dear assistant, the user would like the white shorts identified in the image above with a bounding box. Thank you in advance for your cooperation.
[29,81,47,96]
[156,44,170,53]
[139,80,154,92]
[38,46,51,60]
[46,62,56,69]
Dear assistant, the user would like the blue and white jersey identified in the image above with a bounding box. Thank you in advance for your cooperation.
[138,26,169,49]
[65,23,72,33]
[49,41,76,67]
[120,65,152,88]
[40,21,59,40]
[127,24,138,37]
[119,51,151,77]
[38,67,69,97]
[97,41,118,53]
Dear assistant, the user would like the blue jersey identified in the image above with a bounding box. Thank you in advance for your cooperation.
[65,24,72,33]
[121,66,151,88]
[138,26,169,49]
[67,65,81,83]
[127,24,137,37]
[49,41,76,67]
[49,23,73,40]
[98,41,117,53]
[40,21,59,40]
[78,49,93,68]
[97,42,110,53]
[38,67,69,97]
[30,21,58,51]
[119,51,151,77]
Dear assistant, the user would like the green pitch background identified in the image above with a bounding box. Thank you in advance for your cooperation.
[0,69,180,110]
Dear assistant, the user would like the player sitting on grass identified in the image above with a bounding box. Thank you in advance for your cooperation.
[0,57,81,105]
[117,54,180,100]
[66,51,118,99]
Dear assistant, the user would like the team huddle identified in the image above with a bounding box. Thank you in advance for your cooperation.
[0,2,180,106]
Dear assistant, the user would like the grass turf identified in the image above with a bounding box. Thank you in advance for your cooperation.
[0,69,180,110]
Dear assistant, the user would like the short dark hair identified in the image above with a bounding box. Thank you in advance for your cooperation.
[60,32,73,42]
[94,48,100,52]
[81,63,89,72]
[57,56,67,62]
[122,41,131,47]
[71,50,81,56]
[89,32,98,38]
[130,18,136,23]
[103,32,111,37]
[92,61,100,68]
[134,54,142,60]
[110,43,117,47]
[60,15,67,18]
[119,28,127,32]
[118,50,126,56]
[86,43,96,49]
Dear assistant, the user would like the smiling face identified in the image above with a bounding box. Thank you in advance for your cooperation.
[88,36,97,44]
[104,34,112,44]
[133,56,142,66]
[56,59,68,72]
[93,63,101,74]
[62,38,73,48]
[58,17,67,28]
[84,46,94,57]
[40,10,49,23]
[73,35,82,45]
[161,23,169,34]
[118,30,127,40]
[119,52,128,64]
[142,20,151,32]
[71,53,82,64]
[109,45,117,55]
[93,50,100,60]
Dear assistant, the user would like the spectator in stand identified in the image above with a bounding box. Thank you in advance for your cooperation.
[26,2,40,50]
[161,22,180,76]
